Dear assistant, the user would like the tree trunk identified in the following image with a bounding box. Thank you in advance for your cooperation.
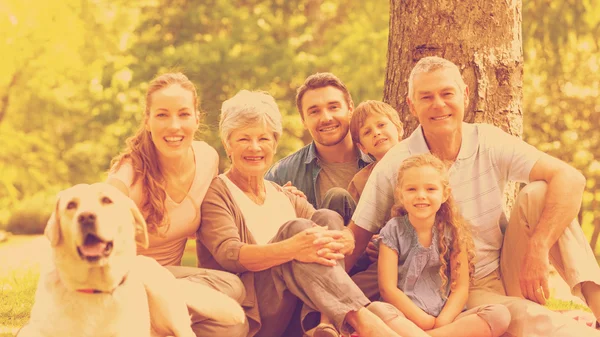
[384,0,523,210]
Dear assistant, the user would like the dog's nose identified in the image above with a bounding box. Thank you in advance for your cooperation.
[78,212,97,231]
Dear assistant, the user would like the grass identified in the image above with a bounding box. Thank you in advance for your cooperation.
[0,236,199,336]
[0,235,597,336]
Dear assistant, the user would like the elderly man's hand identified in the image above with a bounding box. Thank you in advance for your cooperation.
[520,241,551,304]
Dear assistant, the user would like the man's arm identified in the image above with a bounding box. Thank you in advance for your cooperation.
[520,153,586,303]
[344,221,374,272]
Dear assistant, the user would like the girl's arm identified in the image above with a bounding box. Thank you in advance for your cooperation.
[378,243,436,331]
[434,242,470,328]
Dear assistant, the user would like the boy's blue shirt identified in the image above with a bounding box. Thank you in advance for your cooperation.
[265,142,373,208]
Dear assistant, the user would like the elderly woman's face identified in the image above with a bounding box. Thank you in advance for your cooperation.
[226,124,277,177]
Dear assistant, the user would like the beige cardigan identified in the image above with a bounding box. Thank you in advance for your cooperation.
[196,176,316,336]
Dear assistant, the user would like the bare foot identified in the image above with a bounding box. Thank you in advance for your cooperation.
[346,308,402,337]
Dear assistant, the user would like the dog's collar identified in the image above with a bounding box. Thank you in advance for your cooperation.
[76,274,128,295]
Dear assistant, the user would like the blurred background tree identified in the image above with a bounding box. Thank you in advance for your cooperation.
[1,0,599,252]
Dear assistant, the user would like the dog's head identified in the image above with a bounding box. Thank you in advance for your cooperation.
[45,183,149,266]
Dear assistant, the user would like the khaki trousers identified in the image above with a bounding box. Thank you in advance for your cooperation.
[253,209,370,337]
[468,181,600,337]
[166,266,249,337]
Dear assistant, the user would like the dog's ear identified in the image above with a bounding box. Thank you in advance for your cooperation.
[129,200,149,249]
[45,193,62,247]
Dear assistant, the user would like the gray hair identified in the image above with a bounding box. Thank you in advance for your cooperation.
[219,90,283,147]
[407,56,466,100]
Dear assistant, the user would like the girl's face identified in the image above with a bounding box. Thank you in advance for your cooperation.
[146,84,199,160]
[356,114,400,161]
[398,165,448,225]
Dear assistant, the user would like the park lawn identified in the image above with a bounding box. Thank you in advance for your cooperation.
[0,235,595,336]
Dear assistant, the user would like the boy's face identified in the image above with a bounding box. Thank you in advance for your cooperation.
[356,114,401,161]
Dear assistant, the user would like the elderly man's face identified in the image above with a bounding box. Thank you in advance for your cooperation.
[407,68,468,137]
[226,124,276,178]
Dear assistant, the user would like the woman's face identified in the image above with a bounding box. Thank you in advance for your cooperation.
[226,124,276,178]
[146,84,199,160]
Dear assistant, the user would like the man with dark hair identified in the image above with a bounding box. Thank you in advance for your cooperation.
[266,72,372,224]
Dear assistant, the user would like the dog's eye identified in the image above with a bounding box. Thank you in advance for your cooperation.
[66,201,77,210]
[101,196,113,205]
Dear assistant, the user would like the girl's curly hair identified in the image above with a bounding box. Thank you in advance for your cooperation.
[390,153,476,294]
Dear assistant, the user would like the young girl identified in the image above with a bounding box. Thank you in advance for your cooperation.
[378,153,511,337]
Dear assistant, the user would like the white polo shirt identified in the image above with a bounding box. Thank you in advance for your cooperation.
[353,122,543,279]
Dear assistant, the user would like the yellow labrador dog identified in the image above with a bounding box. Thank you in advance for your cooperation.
[18,183,245,337]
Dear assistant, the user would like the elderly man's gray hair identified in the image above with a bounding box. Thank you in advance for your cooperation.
[407,56,466,100]
[219,90,283,146]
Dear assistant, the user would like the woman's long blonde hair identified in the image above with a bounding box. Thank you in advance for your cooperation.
[391,153,475,293]
[109,72,200,235]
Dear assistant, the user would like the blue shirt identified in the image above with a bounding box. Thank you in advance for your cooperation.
[265,142,373,208]
[379,215,452,316]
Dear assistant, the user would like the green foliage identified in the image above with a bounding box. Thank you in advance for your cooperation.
[0,0,389,220]
[523,0,600,227]
[1,0,599,240]
[5,191,57,234]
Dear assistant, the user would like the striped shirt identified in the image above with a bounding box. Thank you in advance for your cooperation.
[353,123,543,279]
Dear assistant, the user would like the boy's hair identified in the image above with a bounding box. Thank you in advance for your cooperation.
[295,72,353,120]
[349,100,403,144]
[391,153,475,294]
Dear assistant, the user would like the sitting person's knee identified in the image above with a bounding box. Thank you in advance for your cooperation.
[475,304,511,337]
[517,181,548,205]
[366,301,404,322]
[280,218,316,238]
[311,209,344,231]
[192,319,249,337]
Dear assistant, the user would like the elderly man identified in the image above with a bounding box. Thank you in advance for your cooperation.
[345,56,600,336]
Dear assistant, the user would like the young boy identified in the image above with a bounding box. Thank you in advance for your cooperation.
[347,100,404,202]
[346,100,404,278]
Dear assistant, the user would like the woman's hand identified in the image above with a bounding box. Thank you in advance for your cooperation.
[290,226,345,266]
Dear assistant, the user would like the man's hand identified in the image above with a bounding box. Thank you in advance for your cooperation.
[519,241,551,304]
[366,234,380,262]
[282,181,307,199]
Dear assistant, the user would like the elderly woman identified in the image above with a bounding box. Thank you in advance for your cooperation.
[196,90,412,337]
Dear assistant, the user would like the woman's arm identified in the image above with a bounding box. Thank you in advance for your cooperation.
[238,226,343,272]
[434,242,470,328]
[199,181,344,273]
[378,243,436,331]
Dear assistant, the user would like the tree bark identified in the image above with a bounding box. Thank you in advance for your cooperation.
[384,0,523,209]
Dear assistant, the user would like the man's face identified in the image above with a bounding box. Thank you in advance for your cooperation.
[301,86,352,147]
[407,68,468,137]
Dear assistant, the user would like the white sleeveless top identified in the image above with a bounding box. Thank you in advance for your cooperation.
[220,174,297,244]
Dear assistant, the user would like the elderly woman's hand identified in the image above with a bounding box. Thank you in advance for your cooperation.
[290,226,345,266]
